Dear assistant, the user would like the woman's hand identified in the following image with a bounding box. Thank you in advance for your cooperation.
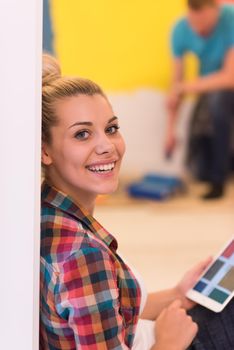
[175,257,213,310]
[152,299,198,350]
[141,257,212,322]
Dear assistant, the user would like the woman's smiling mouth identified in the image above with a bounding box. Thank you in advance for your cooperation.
[86,161,116,173]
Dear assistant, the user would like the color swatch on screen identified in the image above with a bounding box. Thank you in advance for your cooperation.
[193,239,234,304]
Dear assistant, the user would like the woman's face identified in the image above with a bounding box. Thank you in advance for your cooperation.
[42,94,125,207]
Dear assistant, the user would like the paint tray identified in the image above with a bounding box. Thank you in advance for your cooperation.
[127,173,184,200]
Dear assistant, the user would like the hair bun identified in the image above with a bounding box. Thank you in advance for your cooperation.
[42,53,61,86]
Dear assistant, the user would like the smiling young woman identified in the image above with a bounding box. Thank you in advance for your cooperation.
[40,54,214,350]
[42,55,125,213]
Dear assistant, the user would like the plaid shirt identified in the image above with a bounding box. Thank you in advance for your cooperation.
[40,181,141,350]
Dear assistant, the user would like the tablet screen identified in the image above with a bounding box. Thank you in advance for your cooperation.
[192,239,234,304]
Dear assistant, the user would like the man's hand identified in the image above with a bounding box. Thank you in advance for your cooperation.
[164,126,177,159]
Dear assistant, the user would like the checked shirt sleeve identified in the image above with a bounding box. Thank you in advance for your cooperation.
[55,246,130,350]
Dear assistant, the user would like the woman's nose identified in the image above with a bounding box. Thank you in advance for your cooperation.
[95,134,115,155]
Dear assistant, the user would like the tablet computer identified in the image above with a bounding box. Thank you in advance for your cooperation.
[186,236,234,312]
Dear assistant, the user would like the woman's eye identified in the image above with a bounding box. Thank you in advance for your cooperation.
[106,125,120,135]
[74,130,90,140]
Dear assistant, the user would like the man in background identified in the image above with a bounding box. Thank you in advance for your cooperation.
[165,0,234,199]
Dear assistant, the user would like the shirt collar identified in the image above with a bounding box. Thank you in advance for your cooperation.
[41,181,118,251]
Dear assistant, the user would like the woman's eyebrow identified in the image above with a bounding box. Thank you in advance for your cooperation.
[108,116,118,123]
[69,116,118,129]
[69,121,92,129]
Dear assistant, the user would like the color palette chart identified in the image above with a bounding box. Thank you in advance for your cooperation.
[193,239,234,304]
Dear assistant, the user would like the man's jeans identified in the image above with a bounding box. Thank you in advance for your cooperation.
[188,90,234,185]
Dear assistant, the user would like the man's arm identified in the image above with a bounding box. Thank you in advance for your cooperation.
[164,57,184,156]
[167,57,184,110]
[178,48,234,94]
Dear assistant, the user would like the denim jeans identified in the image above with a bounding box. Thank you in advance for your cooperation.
[206,90,234,184]
[188,299,234,349]
[188,90,234,185]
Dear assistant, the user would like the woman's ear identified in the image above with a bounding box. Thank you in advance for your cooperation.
[41,143,53,166]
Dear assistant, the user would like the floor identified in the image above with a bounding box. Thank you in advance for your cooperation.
[95,180,234,293]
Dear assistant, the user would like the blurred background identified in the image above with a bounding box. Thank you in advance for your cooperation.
[43,0,234,292]
[43,0,200,175]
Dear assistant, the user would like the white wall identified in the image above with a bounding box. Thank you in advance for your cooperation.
[109,90,194,178]
[0,1,42,349]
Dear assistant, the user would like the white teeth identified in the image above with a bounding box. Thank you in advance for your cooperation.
[88,162,115,172]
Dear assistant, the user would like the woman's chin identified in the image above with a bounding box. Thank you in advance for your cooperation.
[97,181,119,195]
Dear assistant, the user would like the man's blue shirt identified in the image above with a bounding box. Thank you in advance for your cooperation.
[171,5,234,76]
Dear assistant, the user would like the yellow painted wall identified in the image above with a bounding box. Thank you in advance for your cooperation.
[51,0,198,91]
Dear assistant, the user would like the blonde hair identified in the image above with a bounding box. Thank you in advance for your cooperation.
[42,54,106,144]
